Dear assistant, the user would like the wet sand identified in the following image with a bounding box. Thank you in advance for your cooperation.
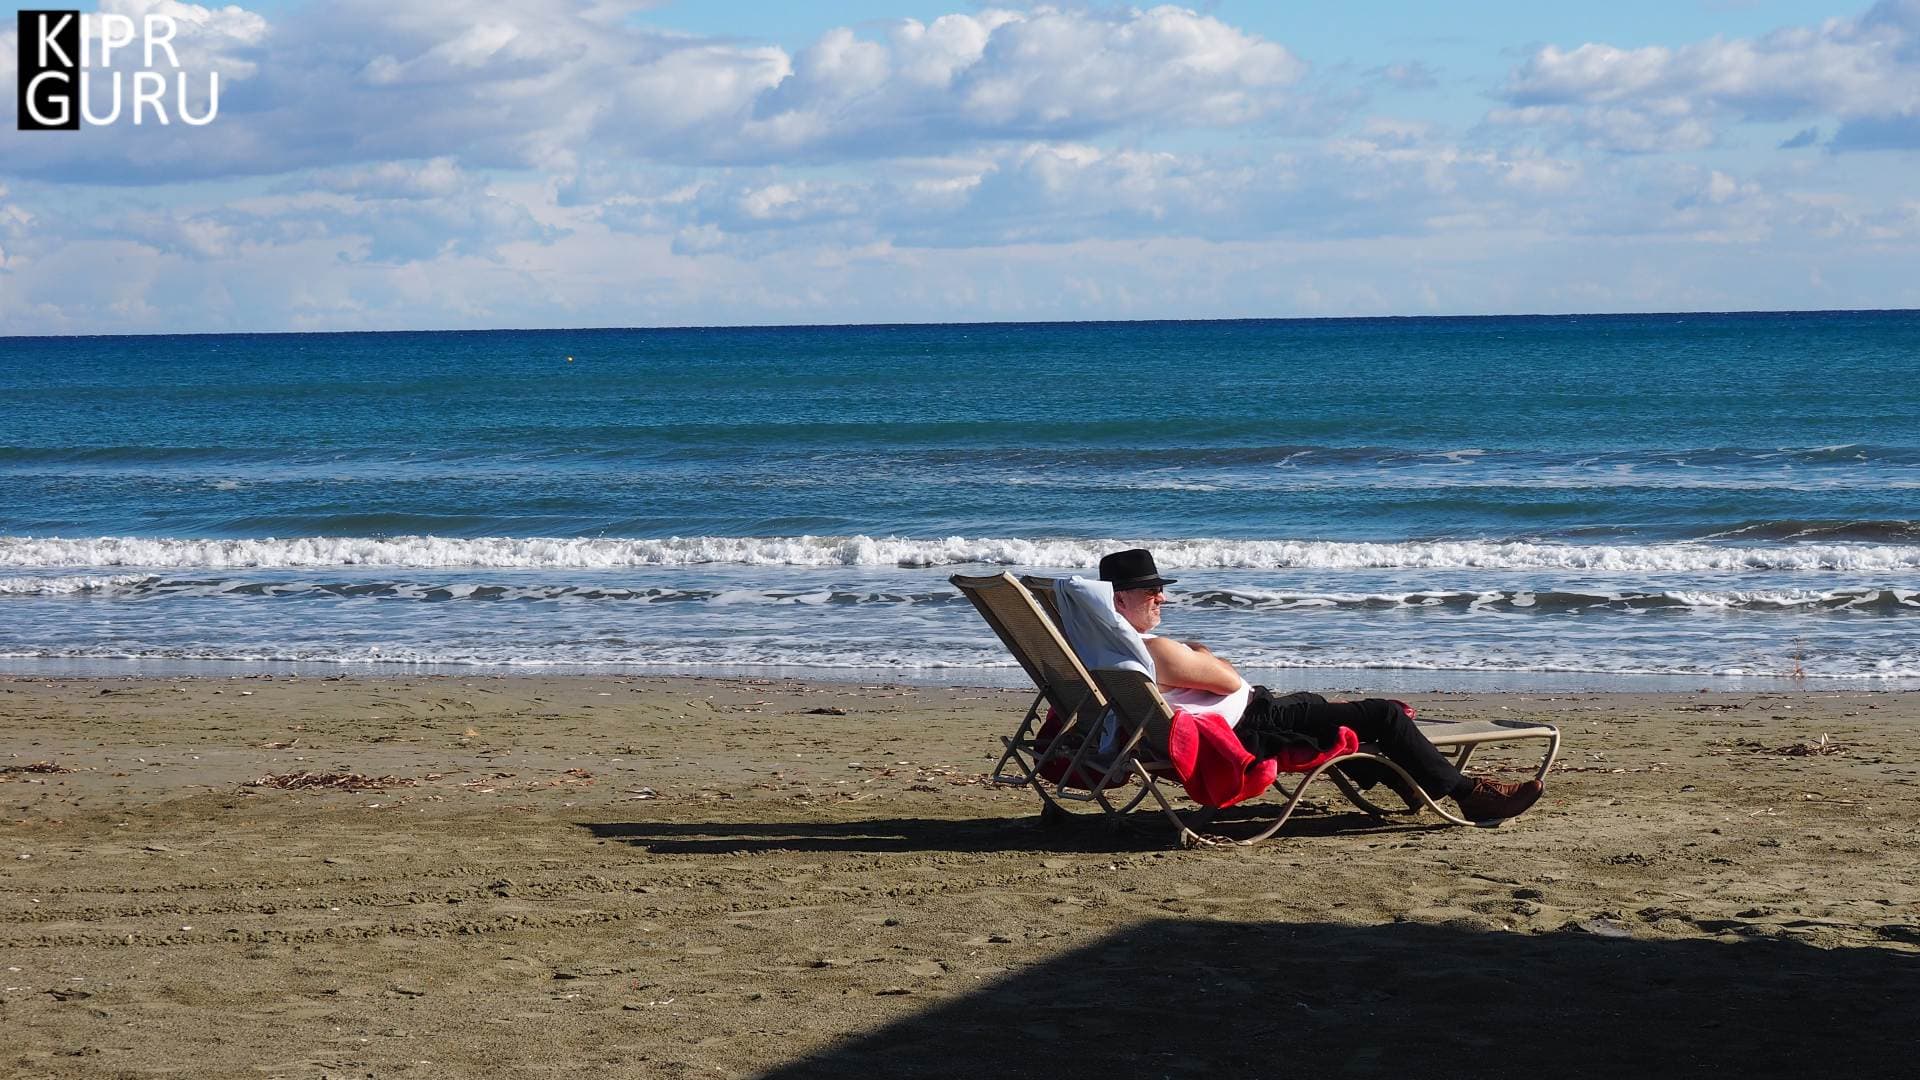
[4,675,1918,1079]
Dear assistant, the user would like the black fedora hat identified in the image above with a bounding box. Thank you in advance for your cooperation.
[1098,548,1176,591]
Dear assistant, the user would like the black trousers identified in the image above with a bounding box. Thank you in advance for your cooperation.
[1233,690,1466,799]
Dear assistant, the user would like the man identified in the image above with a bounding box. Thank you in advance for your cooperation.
[1098,548,1544,823]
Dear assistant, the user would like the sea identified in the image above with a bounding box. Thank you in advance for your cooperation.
[3,311,1917,691]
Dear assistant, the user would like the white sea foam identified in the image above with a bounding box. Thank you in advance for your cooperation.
[0,573,155,596]
[0,645,1020,671]
[1227,653,1920,680]
[1,643,1913,680]
[6,534,1920,573]
[1195,586,1920,611]
[1658,588,1857,609]
[1007,472,1900,493]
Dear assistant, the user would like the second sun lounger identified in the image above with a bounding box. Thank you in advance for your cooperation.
[949,571,1158,822]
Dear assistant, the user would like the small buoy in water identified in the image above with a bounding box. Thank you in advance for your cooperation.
[567,356,574,363]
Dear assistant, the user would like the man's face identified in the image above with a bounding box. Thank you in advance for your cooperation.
[1114,585,1165,633]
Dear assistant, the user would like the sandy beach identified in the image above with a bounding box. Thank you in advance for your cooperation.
[4,675,1917,1078]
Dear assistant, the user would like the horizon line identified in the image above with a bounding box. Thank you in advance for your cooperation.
[3,306,1916,342]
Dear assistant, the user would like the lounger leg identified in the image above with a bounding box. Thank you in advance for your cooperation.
[1073,726,1159,820]
[1229,762,1344,844]
[1327,755,1423,818]
[1534,729,1562,782]
[989,691,1048,787]
[1086,766,1156,817]
[1438,727,1561,786]
[1175,758,1368,847]
[1130,760,1206,848]
[1319,752,1500,828]
[997,733,1084,824]
[1386,730,1563,827]
[1050,704,1140,808]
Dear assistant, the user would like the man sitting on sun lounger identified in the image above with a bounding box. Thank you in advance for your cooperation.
[1097,548,1544,823]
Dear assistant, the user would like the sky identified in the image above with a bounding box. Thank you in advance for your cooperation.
[2,0,1918,334]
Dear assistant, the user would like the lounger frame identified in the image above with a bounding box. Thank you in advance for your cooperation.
[1091,667,1561,846]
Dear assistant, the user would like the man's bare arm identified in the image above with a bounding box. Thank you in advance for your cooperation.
[1144,636,1243,695]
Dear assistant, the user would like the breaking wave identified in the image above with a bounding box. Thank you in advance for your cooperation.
[1187,587,1920,614]
[7,573,1918,615]
[6,534,1920,574]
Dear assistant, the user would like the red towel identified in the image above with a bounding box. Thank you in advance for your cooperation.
[1166,709,1360,809]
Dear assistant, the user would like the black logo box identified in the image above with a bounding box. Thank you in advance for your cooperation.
[18,10,82,131]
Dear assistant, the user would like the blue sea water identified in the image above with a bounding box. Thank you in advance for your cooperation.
[2,311,1918,689]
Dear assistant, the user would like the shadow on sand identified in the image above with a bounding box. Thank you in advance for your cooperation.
[584,804,1430,854]
[744,916,1917,1079]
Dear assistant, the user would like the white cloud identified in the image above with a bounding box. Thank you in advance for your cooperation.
[3,165,562,279]
[2,2,1315,183]
[109,0,270,72]
[4,180,1918,336]
[118,208,242,259]
[1374,60,1439,91]
[1500,155,1581,194]
[1495,0,1920,152]
[308,157,471,200]
[3,3,1917,334]
[668,6,1314,160]
[568,126,1605,256]
[246,182,562,264]
[0,186,31,273]
[1487,101,1718,154]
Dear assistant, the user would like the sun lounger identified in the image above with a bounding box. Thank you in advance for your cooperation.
[1089,666,1561,845]
[1018,574,1065,628]
[948,572,1158,821]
